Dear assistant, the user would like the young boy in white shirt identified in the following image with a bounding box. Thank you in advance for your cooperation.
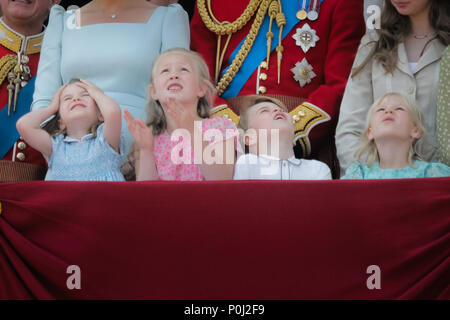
[233,96,331,180]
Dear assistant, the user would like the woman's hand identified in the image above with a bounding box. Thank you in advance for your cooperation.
[124,109,154,151]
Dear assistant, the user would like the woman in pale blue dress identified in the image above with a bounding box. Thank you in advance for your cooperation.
[31,1,189,157]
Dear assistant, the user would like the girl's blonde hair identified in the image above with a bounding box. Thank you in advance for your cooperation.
[145,48,216,136]
[42,78,103,138]
[355,92,426,167]
[124,49,216,179]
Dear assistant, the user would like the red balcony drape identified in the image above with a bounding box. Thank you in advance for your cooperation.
[0,178,449,299]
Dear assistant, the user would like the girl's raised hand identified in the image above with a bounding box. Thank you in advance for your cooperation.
[163,97,197,132]
[48,84,67,113]
[76,79,105,101]
[124,109,154,151]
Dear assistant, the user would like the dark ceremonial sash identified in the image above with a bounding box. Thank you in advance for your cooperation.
[0,76,36,159]
[221,0,324,98]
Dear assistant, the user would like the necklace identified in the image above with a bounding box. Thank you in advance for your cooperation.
[413,32,435,39]
[103,2,126,19]
[418,35,437,57]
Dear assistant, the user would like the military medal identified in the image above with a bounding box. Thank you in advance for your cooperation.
[307,0,320,21]
[292,23,320,53]
[291,58,316,87]
[307,10,318,21]
[296,0,308,20]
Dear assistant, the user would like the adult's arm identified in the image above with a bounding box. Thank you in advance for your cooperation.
[31,5,65,111]
[335,33,376,174]
[161,3,190,52]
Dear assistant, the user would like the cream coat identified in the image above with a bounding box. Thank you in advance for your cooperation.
[335,32,446,174]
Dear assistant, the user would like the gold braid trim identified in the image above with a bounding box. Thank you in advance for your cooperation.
[210,105,240,126]
[198,0,268,89]
[198,0,262,35]
[215,0,270,96]
[205,1,270,97]
[265,1,278,67]
[0,54,17,85]
[275,2,286,84]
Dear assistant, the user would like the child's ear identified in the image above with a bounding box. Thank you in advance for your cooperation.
[58,118,66,131]
[244,135,250,146]
[148,84,158,100]
[244,131,257,146]
[367,127,374,141]
[197,80,208,99]
[98,113,104,122]
[411,126,422,140]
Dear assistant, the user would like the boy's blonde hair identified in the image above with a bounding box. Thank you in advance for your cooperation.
[145,48,216,136]
[42,78,103,138]
[355,92,426,167]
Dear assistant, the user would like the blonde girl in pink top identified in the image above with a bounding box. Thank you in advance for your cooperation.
[124,48,239,181]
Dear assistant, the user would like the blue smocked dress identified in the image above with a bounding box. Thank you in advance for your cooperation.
[32,4,189,157]
[45,124,125,181]
[341,161,450,179]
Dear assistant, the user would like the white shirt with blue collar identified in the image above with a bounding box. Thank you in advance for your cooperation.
[233,153,331,180]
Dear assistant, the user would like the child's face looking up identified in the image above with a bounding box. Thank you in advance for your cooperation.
[246,101,294,133]
[59,83,100,127]
[368,95,421,142]
[149,52,206,105]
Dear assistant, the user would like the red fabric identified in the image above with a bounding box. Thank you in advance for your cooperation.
[0,179,449,299]
[190,0,365,154]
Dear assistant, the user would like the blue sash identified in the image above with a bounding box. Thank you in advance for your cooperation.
[0,76,36,158]
[221,0,323,98]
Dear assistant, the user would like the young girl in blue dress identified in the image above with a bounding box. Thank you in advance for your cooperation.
[17,79,125,181]
[341,92,450,179]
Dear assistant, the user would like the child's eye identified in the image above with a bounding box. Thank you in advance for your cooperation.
[395,107,405,111]
[64,96,71,101]
[376,108,385,112]
[161,69,169,74]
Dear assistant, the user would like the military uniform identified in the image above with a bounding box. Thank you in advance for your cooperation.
[0,18,47,182]
[190,0,365,176]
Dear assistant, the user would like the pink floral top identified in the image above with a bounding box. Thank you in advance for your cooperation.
[153,117,239,180]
